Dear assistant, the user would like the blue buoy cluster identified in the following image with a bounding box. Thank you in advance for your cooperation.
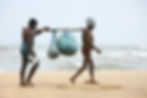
[48,30,78,58]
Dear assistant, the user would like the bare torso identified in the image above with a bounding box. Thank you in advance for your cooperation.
[82,29,93,49]
[23,28,35,45]
[22,28,37,55]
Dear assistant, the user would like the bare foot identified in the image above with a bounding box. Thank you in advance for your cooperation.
[26,82,35,87]
[20,82,27,87]
[85,79,98,85]
[70,77,76,84]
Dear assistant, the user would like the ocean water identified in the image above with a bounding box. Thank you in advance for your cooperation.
[0,45,147,72]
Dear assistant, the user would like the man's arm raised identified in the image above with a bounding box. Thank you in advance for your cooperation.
[35,26,50,35]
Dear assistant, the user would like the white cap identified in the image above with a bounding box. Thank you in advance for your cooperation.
[86,17,95,26]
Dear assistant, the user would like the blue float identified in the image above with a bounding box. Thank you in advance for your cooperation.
[57,31,78,55]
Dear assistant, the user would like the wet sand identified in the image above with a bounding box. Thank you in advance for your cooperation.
[0,71,147,98]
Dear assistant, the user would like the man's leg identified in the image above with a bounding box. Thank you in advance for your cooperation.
[87,58,97,84]
[70,58,88,83]
[26,61,39,85]
[20,58,28,86]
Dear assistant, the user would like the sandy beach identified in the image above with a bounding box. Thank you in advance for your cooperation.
[0,71,147,98]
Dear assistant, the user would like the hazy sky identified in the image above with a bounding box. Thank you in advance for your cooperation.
[0,0,146,46]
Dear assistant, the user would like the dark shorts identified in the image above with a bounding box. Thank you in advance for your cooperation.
[21,43,30,60]
[82,48,91,56]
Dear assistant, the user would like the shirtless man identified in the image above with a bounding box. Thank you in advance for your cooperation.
[70,18,101,84]
[20,18,50,86]
[56,18,101,84]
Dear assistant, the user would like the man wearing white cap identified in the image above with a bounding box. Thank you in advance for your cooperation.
[70,18,102,84]
[55,18,102,84]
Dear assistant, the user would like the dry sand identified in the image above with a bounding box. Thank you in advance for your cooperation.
[0,71,147,98]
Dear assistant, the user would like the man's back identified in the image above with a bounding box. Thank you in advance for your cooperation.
[22,28,35,47]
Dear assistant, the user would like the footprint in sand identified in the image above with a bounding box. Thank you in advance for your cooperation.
[55,83,123,91]
[99,85,123,90]
[56,84,70,89]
